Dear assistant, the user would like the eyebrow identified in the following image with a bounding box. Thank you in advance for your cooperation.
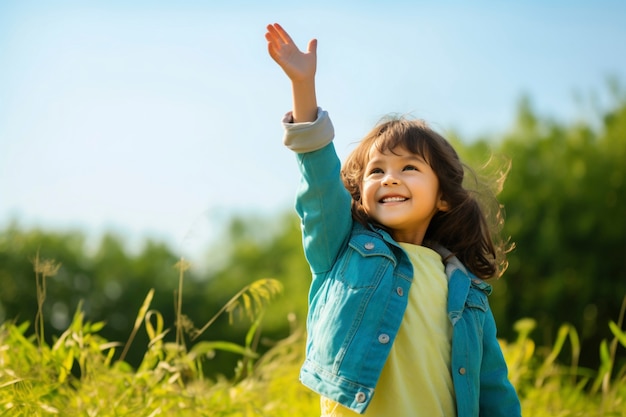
[367,154,428,166]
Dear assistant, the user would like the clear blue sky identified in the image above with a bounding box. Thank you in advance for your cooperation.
[1,1,625,263]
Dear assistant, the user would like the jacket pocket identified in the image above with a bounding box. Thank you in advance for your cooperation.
[465,289,488,312]
[334,239,396,289]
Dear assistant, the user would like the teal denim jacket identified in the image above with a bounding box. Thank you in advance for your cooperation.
[283,109,521,416]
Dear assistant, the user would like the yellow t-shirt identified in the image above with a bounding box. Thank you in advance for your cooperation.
[321,243,456,417]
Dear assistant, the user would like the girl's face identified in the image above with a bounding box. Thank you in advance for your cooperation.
[361,145,449,244]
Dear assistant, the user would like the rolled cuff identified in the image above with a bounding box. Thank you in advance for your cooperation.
[282,107,335,153]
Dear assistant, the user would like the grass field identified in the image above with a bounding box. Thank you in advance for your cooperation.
[1,258,625,416]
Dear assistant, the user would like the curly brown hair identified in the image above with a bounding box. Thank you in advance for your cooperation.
[341,115,510,279]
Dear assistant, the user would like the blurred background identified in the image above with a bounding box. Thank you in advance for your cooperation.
[1,0,625,375]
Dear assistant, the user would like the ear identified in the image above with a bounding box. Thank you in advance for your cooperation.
[437,196,450,212]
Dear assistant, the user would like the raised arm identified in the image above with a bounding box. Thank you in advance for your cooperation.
[265,23,318,123]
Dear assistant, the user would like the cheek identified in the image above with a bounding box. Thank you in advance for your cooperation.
[360,182,374,204]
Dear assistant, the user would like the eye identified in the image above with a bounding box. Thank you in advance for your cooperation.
[403,165,419,171]
[368,167,384,175]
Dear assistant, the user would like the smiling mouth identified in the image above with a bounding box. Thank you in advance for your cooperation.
[380,196,408,203]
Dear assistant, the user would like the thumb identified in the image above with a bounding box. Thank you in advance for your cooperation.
[307,38,318,54]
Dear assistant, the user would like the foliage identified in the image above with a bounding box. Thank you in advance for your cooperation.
[0,255,290,416]
[1,285,625,416]
[500,299,626,416]
[453,88,626,368]
[0,226,198,368]
[0,214,311,377]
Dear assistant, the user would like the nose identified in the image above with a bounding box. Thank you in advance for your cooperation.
[382,173,399,186]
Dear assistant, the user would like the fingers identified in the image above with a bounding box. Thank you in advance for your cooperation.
[266,23,318,56]
[265,24,288,61]
[266,23,293,46]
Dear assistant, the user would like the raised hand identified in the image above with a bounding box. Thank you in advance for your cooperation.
[265,23,317,84]
[265,23,318,122]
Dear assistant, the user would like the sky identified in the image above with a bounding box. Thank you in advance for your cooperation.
[1,0,625,265]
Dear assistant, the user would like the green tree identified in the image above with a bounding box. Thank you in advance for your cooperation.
[473,93,626,367]
[0,225,203,367]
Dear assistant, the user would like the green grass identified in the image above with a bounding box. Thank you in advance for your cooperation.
[0,257,625,416]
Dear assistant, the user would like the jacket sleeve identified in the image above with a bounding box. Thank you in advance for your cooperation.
[479,306,522,416]
[282,108,353,274]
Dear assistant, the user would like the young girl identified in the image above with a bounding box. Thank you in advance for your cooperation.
[265,23,521,417]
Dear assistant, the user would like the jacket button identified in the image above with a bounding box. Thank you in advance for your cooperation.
[364,242,375,250]
[396,287,404,296]
[378,333,390,344]
[355,392,367,403]
[458,367,466,375]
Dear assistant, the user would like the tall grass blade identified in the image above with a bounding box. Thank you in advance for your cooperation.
[608,320,626,348]
[174,258,190,348]
[119,289,155,362]
[191,278,282,341]
[31,251,61,348]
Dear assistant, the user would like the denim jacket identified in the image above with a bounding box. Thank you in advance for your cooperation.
[283,109,521,416]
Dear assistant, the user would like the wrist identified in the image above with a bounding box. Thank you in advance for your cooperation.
[291,80,317,123]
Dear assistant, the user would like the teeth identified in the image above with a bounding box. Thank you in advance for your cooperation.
[382,197,407,203]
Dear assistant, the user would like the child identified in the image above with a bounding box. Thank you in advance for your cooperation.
[265,23,521,417]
